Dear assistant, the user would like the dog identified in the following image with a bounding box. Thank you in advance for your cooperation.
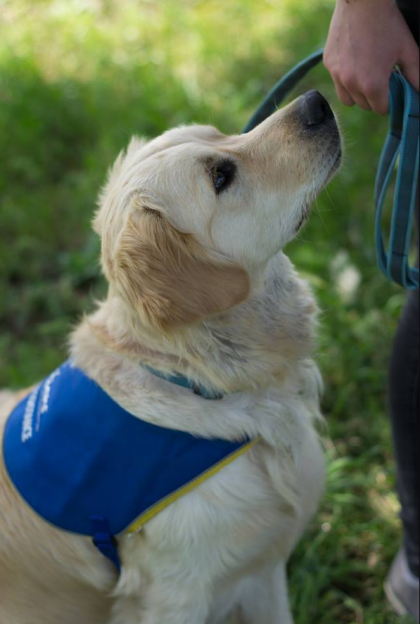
[0,90,341,624]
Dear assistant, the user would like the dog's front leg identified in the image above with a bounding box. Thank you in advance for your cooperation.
[236,563,294,624]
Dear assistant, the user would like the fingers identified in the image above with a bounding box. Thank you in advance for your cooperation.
[399,42,420,92]
[331,71,390,115]
[333,80,356,107]
[331,41,420,114]
[365,84,390,116]
[352,92,372,112]
[356,77,390,115]
[332,75,373,112]
[402,63,420,92]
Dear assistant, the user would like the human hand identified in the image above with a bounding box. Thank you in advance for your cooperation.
[324,0,420,115]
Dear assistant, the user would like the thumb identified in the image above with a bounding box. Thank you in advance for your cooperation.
[399,41,420,92]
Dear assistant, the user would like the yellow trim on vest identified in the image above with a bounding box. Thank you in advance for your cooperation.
[127,437,261,534]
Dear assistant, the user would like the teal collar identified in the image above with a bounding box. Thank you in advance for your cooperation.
[143,366,224,401]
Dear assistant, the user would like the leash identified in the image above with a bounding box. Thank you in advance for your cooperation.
[243,50,419,290]
[375,71,419,289]
[242,49,325,134]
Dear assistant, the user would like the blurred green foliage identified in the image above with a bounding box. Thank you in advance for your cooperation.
[0,1,411,622]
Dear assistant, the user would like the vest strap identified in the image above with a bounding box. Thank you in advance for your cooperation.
[91,516,121,573]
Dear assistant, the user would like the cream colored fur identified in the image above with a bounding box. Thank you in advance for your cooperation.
[0,96,341,624]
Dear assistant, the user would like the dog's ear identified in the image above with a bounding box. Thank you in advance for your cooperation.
[112,209,250,330]
[94,137,148,236]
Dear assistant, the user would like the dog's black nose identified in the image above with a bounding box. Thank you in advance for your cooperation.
[300,90,335,127]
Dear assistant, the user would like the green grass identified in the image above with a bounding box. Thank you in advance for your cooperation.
[0,1,414,622]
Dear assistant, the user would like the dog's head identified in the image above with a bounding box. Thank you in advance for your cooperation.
[95,91,342,331]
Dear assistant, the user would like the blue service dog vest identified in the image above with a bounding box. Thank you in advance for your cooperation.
[3,362,254,571]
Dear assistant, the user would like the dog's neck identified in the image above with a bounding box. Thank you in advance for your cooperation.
[71,253,318,394]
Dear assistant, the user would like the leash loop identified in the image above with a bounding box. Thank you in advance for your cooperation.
[375,71,419,289]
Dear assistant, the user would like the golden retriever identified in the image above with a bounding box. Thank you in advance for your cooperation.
[0,90,341,624]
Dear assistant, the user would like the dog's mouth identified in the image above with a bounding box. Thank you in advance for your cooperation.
[331,148,343,173]
[296,204,312,232]
[295,147,342,232]
[323,147,343,188]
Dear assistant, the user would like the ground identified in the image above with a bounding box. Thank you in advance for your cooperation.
[0,1,415,623]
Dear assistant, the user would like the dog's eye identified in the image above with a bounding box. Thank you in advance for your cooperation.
[211,161,236,195]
